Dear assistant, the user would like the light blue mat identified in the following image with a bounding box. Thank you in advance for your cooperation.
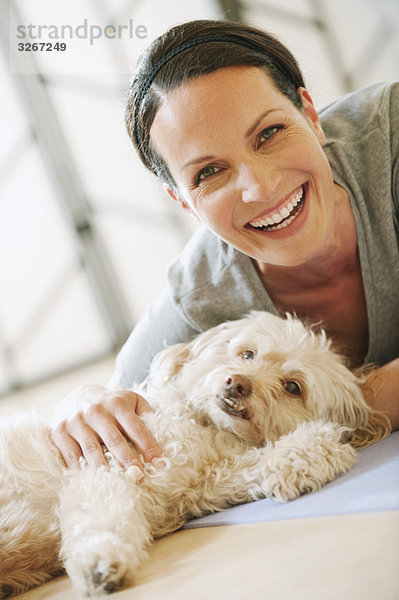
[184,431,399,529]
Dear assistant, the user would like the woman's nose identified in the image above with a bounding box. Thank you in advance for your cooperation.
[240,161,281,204]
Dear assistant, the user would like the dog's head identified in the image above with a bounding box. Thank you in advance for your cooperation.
[147,312,390,447]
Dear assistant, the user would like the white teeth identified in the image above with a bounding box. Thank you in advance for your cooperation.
[223,397,245,411]
[249,186,304,230]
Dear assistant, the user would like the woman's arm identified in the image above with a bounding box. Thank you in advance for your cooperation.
[362,358,399,430]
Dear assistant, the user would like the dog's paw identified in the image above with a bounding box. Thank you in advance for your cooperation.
[63,534,139,596]
[86,559,130,595]
[259,422,357,502]
[68,556,132,596]
[261,471,310,502]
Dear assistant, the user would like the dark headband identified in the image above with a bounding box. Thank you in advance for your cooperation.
[134,34,269,149]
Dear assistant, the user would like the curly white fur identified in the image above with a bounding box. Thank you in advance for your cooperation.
[0,312,390,597]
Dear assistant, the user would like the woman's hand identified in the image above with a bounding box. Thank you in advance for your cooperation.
[51,385,163,476]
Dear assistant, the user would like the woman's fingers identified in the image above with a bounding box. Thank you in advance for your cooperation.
[68,413,109,468]
[116,410,162,464]
[51,421,83,469]
[106,391,162,464]
[83,402,146,474]
[134,393,157,416]
[51,387,162,472]
[51,414,107,469]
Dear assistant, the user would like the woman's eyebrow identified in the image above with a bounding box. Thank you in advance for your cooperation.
[182,155,215,172]
[181,108,282,172]
[245,108,281,138]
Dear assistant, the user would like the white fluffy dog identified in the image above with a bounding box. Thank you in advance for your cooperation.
[0,312,390,597]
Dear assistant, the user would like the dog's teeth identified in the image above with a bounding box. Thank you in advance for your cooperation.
[223,398,245,411]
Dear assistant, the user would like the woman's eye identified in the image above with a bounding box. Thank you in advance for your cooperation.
[196,165,221,185]
[283,381,301,395]
[241,350,256,360]
[258,126,282,146]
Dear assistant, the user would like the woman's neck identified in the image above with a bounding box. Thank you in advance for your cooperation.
[256,243,359,297]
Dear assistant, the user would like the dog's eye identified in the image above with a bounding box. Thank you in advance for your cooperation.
[241,350,256,360]
[283,381,301,395]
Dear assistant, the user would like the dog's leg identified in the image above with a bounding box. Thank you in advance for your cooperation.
[58,466,152,596]
[205,421,357,506]
[0,494,63,599]
[0,415,64,598]
[258,421,356,502]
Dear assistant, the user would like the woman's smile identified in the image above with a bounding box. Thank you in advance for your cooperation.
[246,184,305,231]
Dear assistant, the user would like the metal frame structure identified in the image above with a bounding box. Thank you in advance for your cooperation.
[0,0,397,394]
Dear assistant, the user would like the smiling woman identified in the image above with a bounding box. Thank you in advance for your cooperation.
[51,19,399,470]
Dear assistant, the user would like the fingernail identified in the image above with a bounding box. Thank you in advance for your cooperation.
[152,457,167,471]
[128,465,145,483]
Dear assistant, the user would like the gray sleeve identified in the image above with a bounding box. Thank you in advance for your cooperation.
[390,83,399,223]
[112,288,200,389]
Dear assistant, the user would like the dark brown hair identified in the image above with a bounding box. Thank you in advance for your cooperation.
[125,19,306,190]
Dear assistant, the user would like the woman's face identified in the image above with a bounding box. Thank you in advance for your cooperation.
[150,66,342,269]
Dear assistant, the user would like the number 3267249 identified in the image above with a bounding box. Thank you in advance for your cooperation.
[18,42,66,51]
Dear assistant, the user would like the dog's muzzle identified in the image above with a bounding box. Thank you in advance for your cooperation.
[217,374,252,419]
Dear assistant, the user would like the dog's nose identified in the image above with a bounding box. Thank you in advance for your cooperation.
[224,375,252,398]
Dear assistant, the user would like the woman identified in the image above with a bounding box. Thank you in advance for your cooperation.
[51,20,399,474]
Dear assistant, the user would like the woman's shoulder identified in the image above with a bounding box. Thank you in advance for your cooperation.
[166,226,240,298]
[319,82,399,140]
[320,83,399,199]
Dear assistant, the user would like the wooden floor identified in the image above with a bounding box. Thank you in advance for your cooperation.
[14,511,399,600]
[2,361,399,600]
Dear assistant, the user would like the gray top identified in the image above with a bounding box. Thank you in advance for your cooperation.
[114,82,399,388]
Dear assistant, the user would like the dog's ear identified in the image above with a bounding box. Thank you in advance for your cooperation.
[346,368,392,448]
[148,342,191,388]
[326,368,391,448]
[347,408,391,448]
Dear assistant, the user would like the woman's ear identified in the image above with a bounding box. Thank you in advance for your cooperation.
[163,183,194,215]
[297,87,325,145]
